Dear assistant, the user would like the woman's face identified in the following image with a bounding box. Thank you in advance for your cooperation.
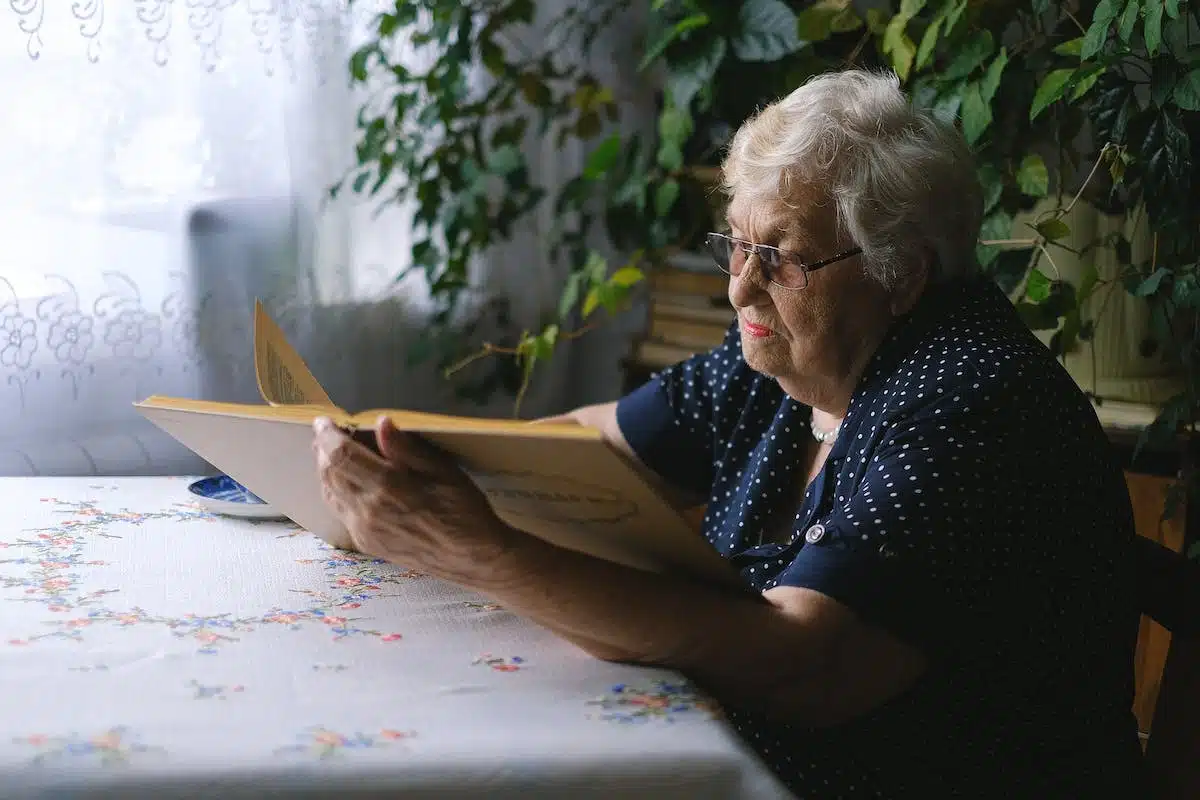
[725,187,911,405]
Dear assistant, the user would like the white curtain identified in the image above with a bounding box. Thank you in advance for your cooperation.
[0,0,599,477]
[0,1,646,478]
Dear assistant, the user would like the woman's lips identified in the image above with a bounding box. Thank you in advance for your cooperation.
[742,320,774,338]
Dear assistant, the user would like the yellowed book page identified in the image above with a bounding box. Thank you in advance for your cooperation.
[348,409,602,440]
[413,430,747,591]
[253,300,337,408]
[136,396,350,424]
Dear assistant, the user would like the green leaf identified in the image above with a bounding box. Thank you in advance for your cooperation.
[1144,0,1164,55]
[639,29,679,71]
[1094,0,1124,26]
[1053,37,1084,56]
[882,14,917,80]
[732,0,804,62]
[637,10,711,70]
[1070,63,1107,102]
[944,0,968,34]
[989,247,1033,294]
[667,37,726,111]
[486,144,523,176]
[1030,68,1074,120]
[505,0,535,24]
[582,286,602,317]
[377,12,400,37]
[480,39,506,76]
[1026,268,1053,302]
[1017,154,1049,197]
[942,30,995,80]
[349,45,376,82]
[891,32,917,81]
[656,141,684,172]
[1082,0,1120,59]
[915,17,942,71]
[1078,262,1100,301]
[658,105,692,144]
[1035,218,1072,241]
[1142,112,1192,223]
[583,134,622,180]
[796,0,862,42]
[960,83,991,145]
[1173,68,1200,111]
[654,179,681,216]
[584,250,608,283]
[980,48,1008,103]
[830,5,864,33]
[979,164,1003,213]
[674,13,711,36]
[1135,267,1170,297]
[977,209,1013,268]
[1151,58,1177,106]
[1116,0,1139,43]
[1081,23,1109,60]
[533,325,559,361]
[1015,301,1060,331]
[557,275,581,320]
[608,265,645,288]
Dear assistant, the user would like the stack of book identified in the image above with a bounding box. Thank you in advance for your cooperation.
[630,250,734,370]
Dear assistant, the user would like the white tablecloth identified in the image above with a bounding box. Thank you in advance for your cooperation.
[0,478,794,798]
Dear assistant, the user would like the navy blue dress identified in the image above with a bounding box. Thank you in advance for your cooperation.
[617,276,1146,797]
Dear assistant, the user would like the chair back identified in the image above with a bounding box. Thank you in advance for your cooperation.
[1134,534,1200,799]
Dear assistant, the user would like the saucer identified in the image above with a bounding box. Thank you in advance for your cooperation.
[188,475,288,520]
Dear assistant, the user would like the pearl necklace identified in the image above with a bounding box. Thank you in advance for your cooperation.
[809,418,841,445]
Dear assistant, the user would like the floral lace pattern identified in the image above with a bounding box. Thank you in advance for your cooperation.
[4,1,389,74]
[0,478,779,798]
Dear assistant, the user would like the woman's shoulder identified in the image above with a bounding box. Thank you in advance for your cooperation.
[861,278,1105,449]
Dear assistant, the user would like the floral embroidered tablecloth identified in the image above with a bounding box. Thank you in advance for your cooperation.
[0,478,794,799]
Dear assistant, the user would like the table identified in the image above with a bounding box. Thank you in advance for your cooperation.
[0,478,794,799]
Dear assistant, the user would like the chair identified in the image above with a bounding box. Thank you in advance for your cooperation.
[1134,534,1200,798]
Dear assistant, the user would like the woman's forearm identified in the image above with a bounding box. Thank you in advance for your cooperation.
[470,527,835,720]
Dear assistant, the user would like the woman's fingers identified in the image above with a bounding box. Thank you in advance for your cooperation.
[375,416,458,479]
[314,417,389,491]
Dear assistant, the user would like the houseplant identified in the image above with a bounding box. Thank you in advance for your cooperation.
[340,0,1199,529]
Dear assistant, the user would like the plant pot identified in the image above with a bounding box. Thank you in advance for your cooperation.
[1010,200,1184,405]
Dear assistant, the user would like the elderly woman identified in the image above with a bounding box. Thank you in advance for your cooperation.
[313,70,1146,796]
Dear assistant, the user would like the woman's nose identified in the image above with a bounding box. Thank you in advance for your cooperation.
[728,251,771,307]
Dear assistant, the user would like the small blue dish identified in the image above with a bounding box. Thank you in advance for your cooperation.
[188,475,287,520]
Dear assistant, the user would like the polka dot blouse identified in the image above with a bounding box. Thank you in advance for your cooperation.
[616,276,1147,797]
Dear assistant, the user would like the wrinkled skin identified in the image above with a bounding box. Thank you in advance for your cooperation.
[312,415,514,582]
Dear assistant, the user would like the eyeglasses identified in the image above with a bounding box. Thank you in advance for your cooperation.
[705,232,862,290]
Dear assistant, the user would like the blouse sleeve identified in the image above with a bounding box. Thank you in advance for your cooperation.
[615,325,748,498]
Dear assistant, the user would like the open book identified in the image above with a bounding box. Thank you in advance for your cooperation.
[134,302,744,590]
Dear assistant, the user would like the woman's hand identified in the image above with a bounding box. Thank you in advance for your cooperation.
[312,415,515,585]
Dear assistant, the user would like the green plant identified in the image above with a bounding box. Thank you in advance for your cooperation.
[339,1,1200,525]
[881,0,1198,515]
[335,0,649,411]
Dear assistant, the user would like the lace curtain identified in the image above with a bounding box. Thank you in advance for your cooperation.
[0,1,602,477]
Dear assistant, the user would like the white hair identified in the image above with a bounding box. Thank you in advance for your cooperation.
[720,69,983,289]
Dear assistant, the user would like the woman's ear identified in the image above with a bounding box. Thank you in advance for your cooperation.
[889,253,932,316]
